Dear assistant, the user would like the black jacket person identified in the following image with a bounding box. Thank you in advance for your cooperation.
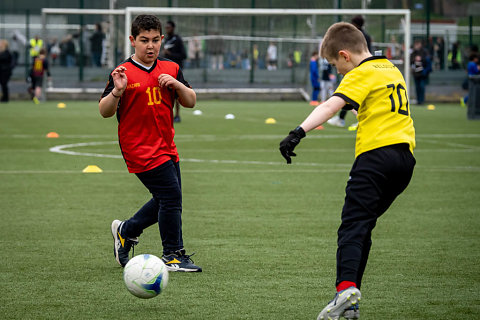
[160,21,186,68]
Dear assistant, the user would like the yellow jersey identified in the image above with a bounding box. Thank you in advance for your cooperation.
[333,56,416,158]
[29,38,43,57]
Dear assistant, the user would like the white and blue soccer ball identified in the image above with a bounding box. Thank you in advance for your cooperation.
[123,254,169,299]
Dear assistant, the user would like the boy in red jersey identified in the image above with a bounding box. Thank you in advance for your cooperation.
[99,15,201,272]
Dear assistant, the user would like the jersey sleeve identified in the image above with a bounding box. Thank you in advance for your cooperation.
[174,67,191,100]
[100,73,115,99]
[333,69,371,111]
[176,68,191,88]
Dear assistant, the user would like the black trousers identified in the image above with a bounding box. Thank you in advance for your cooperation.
[123,160,183,255]
[0,73,10,102]
[336,144,415,289]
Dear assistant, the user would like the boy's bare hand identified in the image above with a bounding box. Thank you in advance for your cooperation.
[158,74,180,90]
[111,66,127,94]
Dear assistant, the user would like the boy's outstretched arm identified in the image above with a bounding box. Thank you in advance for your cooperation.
[299,96,346,132]
[158,74,196,108]
[279,96,346,164]
[99,66,128,118]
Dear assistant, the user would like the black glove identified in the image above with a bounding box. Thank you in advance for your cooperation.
[279,126,306,164]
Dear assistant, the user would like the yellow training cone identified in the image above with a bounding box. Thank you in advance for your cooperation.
[82,165,103,173]
[46,132,59,138]
[265,118,277,124]
[57,103,66,108]
[427,104,435,110]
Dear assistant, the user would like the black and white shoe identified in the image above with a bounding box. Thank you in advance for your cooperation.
[317,287,361,320]
[111,220,138,267]
[162,249,202,272]
[343,303,360,319]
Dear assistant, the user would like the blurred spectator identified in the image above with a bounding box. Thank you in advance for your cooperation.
[466,44,479,62]
[320,58,334,102]
[160,20,186,123]
[449,41,462,70]
[10,31,26,68]
[29,35,43,59]
[386,35,399,60]
[209,32,224,70]
[227,50,240,69]
[267,42,277,70]
[49,38,61,66]
[461,53,480,107]
[287,52,294,68]
[60,35,75,67]
[411,39,432,105]
[90,23,105,67]
[161,21,186,68]
[0,40,13,103]
[59,37,66,66]
[10,36,20,68]
[73,26,89,67]
[435,37,445,70]
[427,36,435,58]
[187,34,201,68]
[433,37,445,70]
[351,15,372,54]
[252,44,259,69]
[29,48,51,104]
[309,51,320,106]
[241,48,250,70]
[293,48,302,66]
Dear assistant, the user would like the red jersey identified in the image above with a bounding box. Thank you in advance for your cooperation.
[101,57,190,173]
[31,56,50,77]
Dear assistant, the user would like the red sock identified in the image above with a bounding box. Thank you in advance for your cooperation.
[336,281,357,292]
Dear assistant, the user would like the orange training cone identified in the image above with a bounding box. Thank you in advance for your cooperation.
[46,132,59,138]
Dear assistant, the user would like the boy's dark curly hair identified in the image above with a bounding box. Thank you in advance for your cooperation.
[131,15,162,39]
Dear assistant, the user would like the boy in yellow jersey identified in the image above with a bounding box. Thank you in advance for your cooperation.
[279,22,416,320]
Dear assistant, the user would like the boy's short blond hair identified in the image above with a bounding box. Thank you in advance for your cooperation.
[320,22,368,60]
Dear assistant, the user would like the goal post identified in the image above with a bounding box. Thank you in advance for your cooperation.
[40,7,411,99]
[124,7,411,93]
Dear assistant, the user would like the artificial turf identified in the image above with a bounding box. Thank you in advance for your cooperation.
[0,100,479,319]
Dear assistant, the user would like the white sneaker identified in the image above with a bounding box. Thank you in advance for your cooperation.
[317,287,361,320]
[327,116,345,127]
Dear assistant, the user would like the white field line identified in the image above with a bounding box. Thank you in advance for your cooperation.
[49,141,123,159]
[1,166,479,174]
[0,169,347,174]
[2,148,480,154]
[48,141,352,167]
[0,170,126,174]
[3,133,480,140]
[180,148,480,153]
[3,134,116,139]
[42,140,480,173]
[416,138,480,151]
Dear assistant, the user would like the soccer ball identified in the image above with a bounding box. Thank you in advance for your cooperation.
[123,254,169,299]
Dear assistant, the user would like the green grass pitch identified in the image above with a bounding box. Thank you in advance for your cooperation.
[0,99,479,319]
